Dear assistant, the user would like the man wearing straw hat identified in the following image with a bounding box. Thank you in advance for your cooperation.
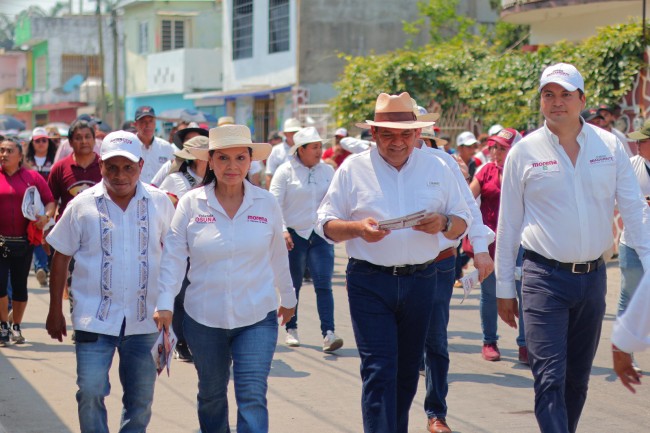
[317,92,471,433]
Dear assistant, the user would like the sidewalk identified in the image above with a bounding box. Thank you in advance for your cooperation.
[1,245,648,432]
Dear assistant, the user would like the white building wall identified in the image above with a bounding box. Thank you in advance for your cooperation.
[146,48,223,93]
[222,0,297,91]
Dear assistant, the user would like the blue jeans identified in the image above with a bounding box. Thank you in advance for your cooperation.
[75,325,158,433]
[522,257,606,433]
[423,255,456,419]
[33,244,49,272]
[617,242,643,315]
[285,229,335,336]
[515,246,526,347]
[185,310,278,433]
[346,259,437,433]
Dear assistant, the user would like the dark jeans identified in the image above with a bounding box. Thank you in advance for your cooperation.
[285,229,335,336]
[346,258,437,433]
[423,255,456,419]
[522,258,606,433]
[0,244,34,302]
[172,259,191,343]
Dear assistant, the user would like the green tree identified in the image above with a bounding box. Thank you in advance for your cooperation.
[403,0,477,45]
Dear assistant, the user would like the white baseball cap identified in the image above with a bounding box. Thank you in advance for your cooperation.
[456,131,478,147]
[538,63,584,93]
[334,127,348,137]
[488,124,503,136]
[101,130,143,162]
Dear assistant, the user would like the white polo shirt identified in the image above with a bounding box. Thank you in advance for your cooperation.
[265,141,291,175]
[156,181,297,329]
[496,122,650,298]
[612,272,650,352]
[270,156,334,239]
[620,155,650,247]
[139,136,175,184]
[316,146,472,267]
[46,181,175,336]
[159,168,202,200]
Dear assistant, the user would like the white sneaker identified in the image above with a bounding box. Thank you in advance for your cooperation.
[285,329,300,347]
[36,268,48,287]
[323,330,343,352]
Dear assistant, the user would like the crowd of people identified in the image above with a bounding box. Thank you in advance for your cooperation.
[1,61,649,433]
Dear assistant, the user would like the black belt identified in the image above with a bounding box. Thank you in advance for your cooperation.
[348,257,436,276]
[523,249,603,274]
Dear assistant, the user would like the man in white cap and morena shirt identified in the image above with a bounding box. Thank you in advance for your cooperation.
[133,106,175,184]
[496,63,650,433]
[46,130,175,433]
[317,92,471,433]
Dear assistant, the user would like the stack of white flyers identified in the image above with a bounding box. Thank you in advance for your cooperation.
[459,269,480,304]
[151,327,178,377]
[377,209,432,230]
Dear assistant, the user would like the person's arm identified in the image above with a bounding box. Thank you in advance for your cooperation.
[495,150,525,328]
[469,176,481,199]
[323,218,390,243]
[268,198,296,324]
[153,194,192,331]
[269,164,292,250]
[46,251,72,341]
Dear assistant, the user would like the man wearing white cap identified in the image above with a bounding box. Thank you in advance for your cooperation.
[45,130,175,433]
[317,92,471,433]
[455,131,480,181]
[265,117,301,186]
[496,63,650,433]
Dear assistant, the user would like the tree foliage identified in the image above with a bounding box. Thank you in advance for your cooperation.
[332,22,646,131]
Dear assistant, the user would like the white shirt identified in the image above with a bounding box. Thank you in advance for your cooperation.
[270,156,335,239]
[46,182,175,336]
[159,167,203,199]
[150,159,173,187]
[620,155,650,246]
[265,141,291,175]
[156,181,297,329]
[612,271,650,353]
[140,137,175,184]
[611,127,634,157]
[316,146,472,266]
[54,138,102,163]
[421,146,494,253]
[340,136,371,154]
[496,122,650,298]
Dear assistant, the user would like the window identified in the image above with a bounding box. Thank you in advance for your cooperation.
[232,0,253,59]
[61,54,101,83]
[161,18,187,51]
[138,22,149,54]
[268,0,289,53]
[34,55,47,90]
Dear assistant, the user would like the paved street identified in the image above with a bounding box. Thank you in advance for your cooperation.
[1,244,648,433]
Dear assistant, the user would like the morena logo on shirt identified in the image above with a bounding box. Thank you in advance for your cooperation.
[589,155,614,165]
[195,214,216,223]
[531,160,558,170]
[247,215,268,224]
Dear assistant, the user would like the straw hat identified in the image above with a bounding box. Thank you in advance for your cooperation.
[188,125,271,161]
[411,98,440,123]
[283,118,302,133]
[217,116,235,127]
[172,122,208,148]
[356,92,435,130]
[421,126,448,147]
[289,127,329,155]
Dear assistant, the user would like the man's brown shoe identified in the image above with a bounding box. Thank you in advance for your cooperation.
[428,417,452,433]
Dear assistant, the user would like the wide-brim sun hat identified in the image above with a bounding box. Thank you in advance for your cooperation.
[289,127,329,155]
[356,92,435,130]
[628,118,650,140]
[411,98,440,123]
[283,117,302,133]
[421,126,448,147]
[174,135,209,161]
[188,124,271,161]
[172,122,208,148]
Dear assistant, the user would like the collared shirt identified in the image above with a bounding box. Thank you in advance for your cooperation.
[156,181,297,329]
[0,167,54,237]
[265,141,291,175]
[421,146,494,254]
[620,155,650,247]
[270,156,334,239]
[159,168,202,200]
[46,181,175,336]
[612,272,650,353]
[316,146,472,266]
[140,137,175,184]
[496,122,650,298]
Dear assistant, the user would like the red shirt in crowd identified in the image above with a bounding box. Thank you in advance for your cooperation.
[474,162,502,259]
[48,153,102,219]
[0,166,54,237]
[322,146,351,168]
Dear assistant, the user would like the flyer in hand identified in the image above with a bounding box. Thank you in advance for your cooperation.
[377,209,431,231]
[151,327,178,377]
[460,269,480,304]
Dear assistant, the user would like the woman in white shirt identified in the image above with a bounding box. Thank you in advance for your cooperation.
[270,127,343,352]
[154,124,296,433]
[159,135,208,204]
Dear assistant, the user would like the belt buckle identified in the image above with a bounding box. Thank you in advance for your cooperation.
[392,266,406,276]
[571,262,589,274]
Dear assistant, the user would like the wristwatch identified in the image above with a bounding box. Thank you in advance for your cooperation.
[442,215,452,233]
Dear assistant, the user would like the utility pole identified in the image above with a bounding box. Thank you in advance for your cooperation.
[111,5,120,128]
[96,0,106,120]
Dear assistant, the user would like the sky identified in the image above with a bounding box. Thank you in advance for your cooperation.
[0,0,96,19]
